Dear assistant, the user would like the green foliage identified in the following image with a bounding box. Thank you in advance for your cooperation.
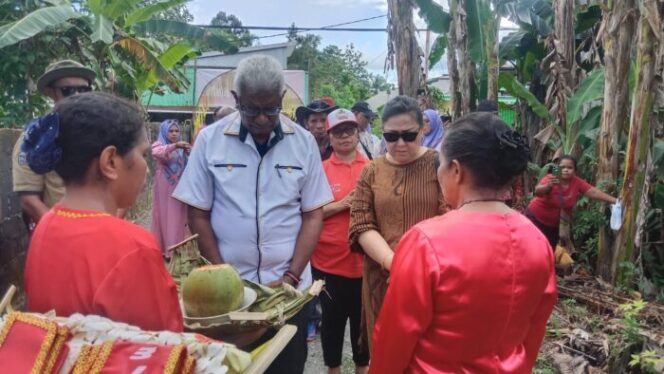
[125,0,188,27]
[465,0,491,65]
[629,350,664,373]
[132,20,237,52]
[566,69,605,126]
[498,72,550,119]
[428,35,447,67]
[413,0,451,34]
[209,11,254,47]
[0,5,81,49]
[0,0,238,125]
[501,0,554,37]
[572,197,604,266]
[287,33,379,109]
[617,299,648,344]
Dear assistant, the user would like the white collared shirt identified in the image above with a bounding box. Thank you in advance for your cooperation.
[173,113,333,289]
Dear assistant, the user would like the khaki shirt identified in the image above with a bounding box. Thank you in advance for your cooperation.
[12,133,65,207]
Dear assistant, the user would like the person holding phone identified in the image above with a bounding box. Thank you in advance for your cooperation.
[525,155,617,248]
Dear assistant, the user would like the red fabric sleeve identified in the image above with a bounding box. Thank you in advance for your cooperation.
[151,143,177,163]
[93,246,184,332]
[523,248,557,368]
[369,228,438,374]
[574,176,593,194]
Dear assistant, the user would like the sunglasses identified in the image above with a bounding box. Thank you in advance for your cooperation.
[330,126,358,138]
[238,104,281,117]
[54,85,92,97]
[383,130,419,143]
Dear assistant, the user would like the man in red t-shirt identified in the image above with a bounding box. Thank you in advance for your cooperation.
[526,156,617,247]
[311,108,370,374]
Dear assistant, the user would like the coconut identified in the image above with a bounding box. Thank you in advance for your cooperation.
[182,264,245,317]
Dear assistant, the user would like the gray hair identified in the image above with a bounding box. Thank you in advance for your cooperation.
[233,55,284,96]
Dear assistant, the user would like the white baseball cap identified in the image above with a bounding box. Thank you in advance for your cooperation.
[326,108,359,132]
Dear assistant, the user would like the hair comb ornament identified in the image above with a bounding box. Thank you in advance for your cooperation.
[495,129,529,153]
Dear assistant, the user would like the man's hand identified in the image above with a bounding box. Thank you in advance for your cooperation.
[265,276,297,288]
[19,194,49,224]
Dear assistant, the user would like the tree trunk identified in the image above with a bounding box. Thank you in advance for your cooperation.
[454,0,474,114]
[596,0,638,282]
[387,0,421,97]
[611,0,662,285]
[546,0,576,148]
[447,2,462,118]
[485,8,499,102]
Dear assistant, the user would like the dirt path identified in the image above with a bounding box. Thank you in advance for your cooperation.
[305,324,355,374]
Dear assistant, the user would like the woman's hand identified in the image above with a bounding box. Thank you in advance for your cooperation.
[340,189,355,208]
[176,141,191,150]
[547,177,560,187]
[534,178,557,197]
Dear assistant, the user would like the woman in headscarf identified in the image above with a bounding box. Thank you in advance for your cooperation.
[151,119,190,258]
[421,109,444,150]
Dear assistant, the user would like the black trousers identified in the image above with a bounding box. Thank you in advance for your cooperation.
[525,209,559,248]
[312,267,370,368]
[242,306,308,374]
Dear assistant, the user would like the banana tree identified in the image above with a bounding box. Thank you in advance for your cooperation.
[0,0,237,100]
[387,0,421,97]
[595,0,638,282]
[415,0,498,114]
[610,0,663,286]
[543,0,576,159]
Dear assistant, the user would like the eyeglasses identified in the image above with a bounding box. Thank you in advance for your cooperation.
[383,130,419,143]
[238,104,281,117]
[330,127,358,138]
[54,85,92,97]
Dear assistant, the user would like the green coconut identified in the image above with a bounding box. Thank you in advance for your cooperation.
[182,264,245,317]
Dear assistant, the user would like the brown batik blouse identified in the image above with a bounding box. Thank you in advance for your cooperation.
[348,148,447,353]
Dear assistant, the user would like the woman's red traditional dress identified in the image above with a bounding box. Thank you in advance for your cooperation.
[25,205,183,332]
[370,210,557,373]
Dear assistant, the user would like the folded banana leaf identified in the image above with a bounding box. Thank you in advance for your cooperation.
[169,236,325,332]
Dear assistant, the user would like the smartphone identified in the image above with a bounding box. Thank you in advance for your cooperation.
[551,165,561,178]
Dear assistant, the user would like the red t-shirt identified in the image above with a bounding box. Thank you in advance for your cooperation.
[311,152,368,278]
[25,205,183,332]
[527,174,592,227]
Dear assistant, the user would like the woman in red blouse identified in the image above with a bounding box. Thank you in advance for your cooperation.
[370,113,557,373]
[526,156,616,247]
[23,92,183,332]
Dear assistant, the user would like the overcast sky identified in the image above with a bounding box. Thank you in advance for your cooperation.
[188,0,444,81]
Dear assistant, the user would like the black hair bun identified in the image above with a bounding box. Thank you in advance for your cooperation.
[494,128,530,178]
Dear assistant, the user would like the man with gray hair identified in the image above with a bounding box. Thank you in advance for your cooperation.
[174,55,333,373]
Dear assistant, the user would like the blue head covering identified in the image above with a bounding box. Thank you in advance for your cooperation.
[422,109,444,149]
[157,120,187,185]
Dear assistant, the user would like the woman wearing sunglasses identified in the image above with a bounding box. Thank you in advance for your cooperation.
[349,96,446,354]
